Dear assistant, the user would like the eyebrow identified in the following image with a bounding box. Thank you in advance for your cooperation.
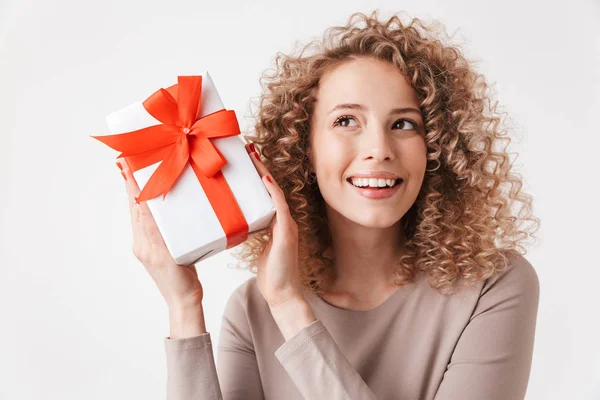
[328,103,422,117]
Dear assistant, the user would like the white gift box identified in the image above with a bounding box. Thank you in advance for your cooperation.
[104,71,276,266]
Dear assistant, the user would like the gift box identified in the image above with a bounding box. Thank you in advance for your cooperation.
[93,71,276,266]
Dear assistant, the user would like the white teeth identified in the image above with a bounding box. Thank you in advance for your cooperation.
[350,177,399,188]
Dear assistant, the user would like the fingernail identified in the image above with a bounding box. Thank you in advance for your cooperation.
[252,151,259,159]
[116,161,123,171]
[265,175,272,183]
[121,171,126,180]
[249,143,256,153]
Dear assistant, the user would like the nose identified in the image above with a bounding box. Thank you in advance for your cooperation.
[360,124,395,162]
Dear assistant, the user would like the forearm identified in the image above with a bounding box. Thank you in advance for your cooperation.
[271,300,378,400]
[164,302,223,400]
[168,301,207,339]
[269,297,317,341]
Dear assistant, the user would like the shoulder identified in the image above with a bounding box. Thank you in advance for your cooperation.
[222,276,269,323]
[218,277,269,350]
[473,250,540,318]
[481,250,540,299]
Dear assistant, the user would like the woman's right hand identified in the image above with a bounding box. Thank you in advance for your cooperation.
[117,159,204,310]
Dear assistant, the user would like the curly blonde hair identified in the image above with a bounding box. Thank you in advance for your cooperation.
[230,10,540,296]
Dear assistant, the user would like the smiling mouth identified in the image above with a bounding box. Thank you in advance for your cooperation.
[346,177,404,189]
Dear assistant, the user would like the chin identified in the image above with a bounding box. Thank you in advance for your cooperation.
[345,211,403,229]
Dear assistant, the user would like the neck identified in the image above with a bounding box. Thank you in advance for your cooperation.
[323,207,406,297]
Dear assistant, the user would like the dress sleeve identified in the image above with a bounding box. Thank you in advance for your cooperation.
[163,282,264,400]
[274,318,378,400]
[215,284,264,399]
[164,332,224,400]
[434,253,541,400]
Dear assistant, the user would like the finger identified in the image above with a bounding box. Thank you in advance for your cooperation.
[249,152,287,193]
[243,148,288,215]
[247,150,263,177]
[261,174,295,233]
[249,151,269,176]
[243,145,295,234]
[244,143,264,175]
[117,159,139,209]
[243,142,269,176]
[117,159,153,218]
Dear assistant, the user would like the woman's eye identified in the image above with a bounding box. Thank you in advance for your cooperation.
[333,115,358,128]
[333,116,418,131]
[392,119,417,130]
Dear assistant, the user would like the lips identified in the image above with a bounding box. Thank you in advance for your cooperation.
[348,172,401,180]
[348,178,404,199]
[346,177,404,188]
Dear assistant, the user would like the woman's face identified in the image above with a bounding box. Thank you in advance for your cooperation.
[309,56,427,228]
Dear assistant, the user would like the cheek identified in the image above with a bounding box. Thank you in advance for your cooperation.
[403,138,428,176]
[313,138,352,180]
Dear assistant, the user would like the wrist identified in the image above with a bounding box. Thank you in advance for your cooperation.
[168,302,207,339]
[268,295,307,314]
[269,297,317,341]
[168,293,203,312]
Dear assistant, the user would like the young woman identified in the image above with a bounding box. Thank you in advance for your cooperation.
[118,10,541,400]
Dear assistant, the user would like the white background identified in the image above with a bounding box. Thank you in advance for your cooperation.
[1,0,598,399]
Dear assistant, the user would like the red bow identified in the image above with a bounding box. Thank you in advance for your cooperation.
[93,75,248,249]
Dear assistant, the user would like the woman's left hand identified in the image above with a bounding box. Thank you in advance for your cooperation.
[245,143,305,310]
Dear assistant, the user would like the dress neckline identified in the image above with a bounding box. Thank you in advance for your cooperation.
[303,273,424,322]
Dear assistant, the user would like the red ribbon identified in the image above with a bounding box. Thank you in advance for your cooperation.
[92,75,248,249]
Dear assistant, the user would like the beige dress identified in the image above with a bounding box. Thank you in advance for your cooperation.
[164,250,540,400]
